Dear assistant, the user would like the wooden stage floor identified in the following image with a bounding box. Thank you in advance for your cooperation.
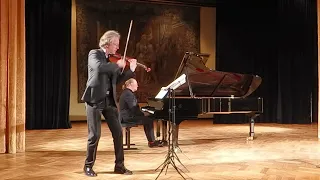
[2,120,320,180]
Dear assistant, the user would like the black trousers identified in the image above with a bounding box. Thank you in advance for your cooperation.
[84,98,124,168]
[127,116,155,142]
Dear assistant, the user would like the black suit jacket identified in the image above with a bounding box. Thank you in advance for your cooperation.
[81,49,134,105]
[119,88,144,122]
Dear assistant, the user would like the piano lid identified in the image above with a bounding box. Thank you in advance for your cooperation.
[174,52,210,79]
[173,52,262,98]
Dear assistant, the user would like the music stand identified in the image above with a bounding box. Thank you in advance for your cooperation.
[154,74,191,180]
[155,52,210,180]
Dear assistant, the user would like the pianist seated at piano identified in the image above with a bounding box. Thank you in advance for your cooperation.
[119,78,164,148]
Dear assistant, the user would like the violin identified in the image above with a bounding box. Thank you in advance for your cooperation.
[109,53,151,72]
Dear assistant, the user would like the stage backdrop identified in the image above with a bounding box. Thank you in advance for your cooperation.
[76,0,200,102]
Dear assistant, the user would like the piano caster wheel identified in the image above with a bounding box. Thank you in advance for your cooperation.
[246,136,254,141]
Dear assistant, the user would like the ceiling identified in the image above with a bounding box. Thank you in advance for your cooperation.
[117,0,217,7]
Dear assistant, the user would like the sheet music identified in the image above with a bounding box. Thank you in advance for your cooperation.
[165,74,186,90]
[155,74,186,99]
[155,87,168,99]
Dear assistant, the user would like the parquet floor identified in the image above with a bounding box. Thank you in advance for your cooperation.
[2,120,320,180]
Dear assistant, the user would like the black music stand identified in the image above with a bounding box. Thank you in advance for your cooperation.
[155,52,210,180]
[154,74,191,180]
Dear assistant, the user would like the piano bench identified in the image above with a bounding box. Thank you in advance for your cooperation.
[121,122,138,150]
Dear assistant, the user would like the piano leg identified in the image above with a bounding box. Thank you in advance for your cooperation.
[156,119,161,140]
[172,124,179,147]
[247,114,260,141]
[162,121,168,145]
[155,120,180,146]
[155,120,169,145]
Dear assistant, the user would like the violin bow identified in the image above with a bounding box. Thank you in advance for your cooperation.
[121,20,133,73]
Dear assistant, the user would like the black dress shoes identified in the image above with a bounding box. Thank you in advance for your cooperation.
[83,166,97,177]
[114,166,133,175]
[148,140,164,148]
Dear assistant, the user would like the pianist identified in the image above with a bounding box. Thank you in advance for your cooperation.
[119,78,163,148]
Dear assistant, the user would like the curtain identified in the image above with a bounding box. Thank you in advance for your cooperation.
[276,0,317,123]
[25,0,72,129]
[215,0,317,124]
[318,0,320,134]
[0,0,26,153]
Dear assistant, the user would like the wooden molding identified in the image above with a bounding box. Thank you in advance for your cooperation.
[117,0,217,7]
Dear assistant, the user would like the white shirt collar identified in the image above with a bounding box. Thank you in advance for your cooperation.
[101,48,109,58]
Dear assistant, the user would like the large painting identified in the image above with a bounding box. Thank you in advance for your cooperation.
[76,0,200,102]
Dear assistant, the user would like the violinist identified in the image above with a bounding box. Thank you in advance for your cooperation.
[81,30,135,177]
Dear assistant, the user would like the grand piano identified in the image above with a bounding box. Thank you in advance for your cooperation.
[144,52,263,144]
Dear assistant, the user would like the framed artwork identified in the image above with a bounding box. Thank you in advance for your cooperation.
[76,0,200,102]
